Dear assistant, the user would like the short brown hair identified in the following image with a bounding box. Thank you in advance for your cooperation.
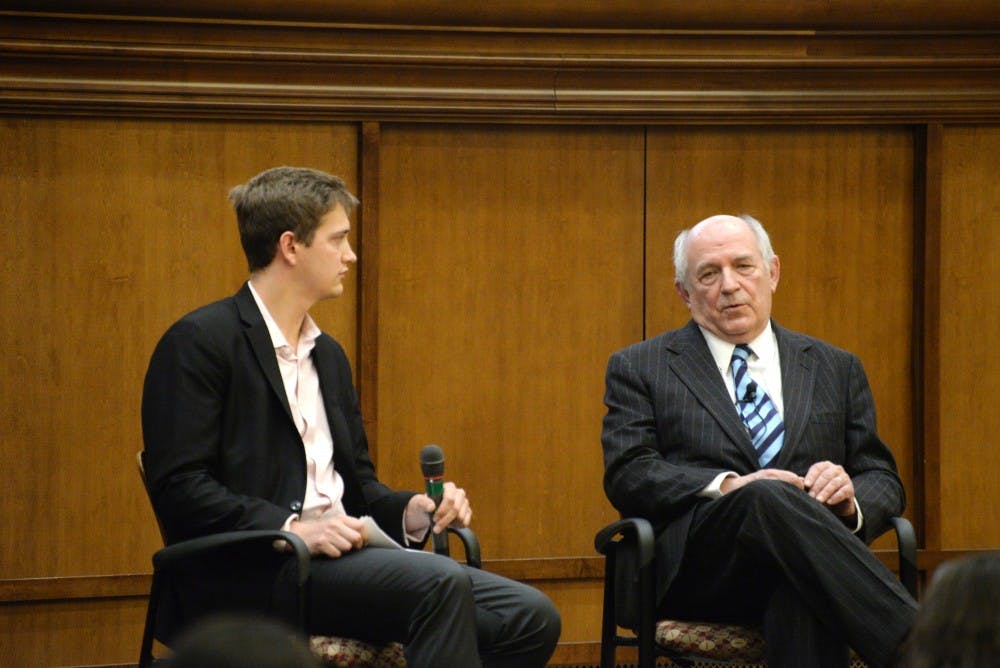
[228,166,359,272]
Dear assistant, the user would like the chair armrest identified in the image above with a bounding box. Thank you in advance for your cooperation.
[144,529,313,658]
[445,526,482,569]
[594,517,655,571]
[595,517,658,664]
[153,530,311,587]
[888,516,918,597]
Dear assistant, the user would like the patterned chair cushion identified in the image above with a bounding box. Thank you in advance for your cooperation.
[655,619,767,661]
[309,635,407,668]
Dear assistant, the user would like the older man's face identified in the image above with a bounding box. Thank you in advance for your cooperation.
[675,216,780,344]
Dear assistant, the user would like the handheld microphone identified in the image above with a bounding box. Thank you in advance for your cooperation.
[743,381,757,403]
[419,444,449,555]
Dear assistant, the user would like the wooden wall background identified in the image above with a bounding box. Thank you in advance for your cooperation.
[0,2,998,666]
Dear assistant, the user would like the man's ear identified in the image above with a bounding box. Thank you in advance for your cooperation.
[675,281,691,307]
[769,255,781,292]
[277,230,298,265]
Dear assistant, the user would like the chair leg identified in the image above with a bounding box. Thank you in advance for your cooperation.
[637,631,654,668]
[139,573,162,668]
[637,568,655,668]
[599,555,618,668]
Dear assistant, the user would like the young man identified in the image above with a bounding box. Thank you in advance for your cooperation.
[142,166,560,668]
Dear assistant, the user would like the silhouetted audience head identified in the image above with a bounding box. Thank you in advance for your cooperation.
[165,613,320,668]
[898,551,1000,667]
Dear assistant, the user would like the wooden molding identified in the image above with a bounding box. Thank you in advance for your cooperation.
[488,557,605,582]
[3,548,981,604]
[3,1,1000,31]
[549,641,606,666]
[0,10,998,122]
[0,574,149,604]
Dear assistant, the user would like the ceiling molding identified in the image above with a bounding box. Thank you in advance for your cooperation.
[1,9,998,123]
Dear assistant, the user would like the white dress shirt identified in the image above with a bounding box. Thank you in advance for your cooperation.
[248,282,429,543]
[248,282,346,528]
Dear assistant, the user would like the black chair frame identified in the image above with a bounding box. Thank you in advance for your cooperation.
[139,514,481,667]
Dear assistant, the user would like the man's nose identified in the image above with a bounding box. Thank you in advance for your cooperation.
[720,267,740,291]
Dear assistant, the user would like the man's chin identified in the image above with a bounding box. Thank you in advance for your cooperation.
[321,285,345,300]
[715,318,763,343]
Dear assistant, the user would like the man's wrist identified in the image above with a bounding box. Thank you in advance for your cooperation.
[701,471,738,498]
[719,476,737,495]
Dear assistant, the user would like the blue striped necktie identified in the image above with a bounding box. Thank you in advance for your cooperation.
[731,344,785,468]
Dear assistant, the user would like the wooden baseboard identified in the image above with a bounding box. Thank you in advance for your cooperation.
[7,547,979,603]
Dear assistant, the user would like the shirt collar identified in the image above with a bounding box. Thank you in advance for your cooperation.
[699,320,777,373]
[247,280,321,352]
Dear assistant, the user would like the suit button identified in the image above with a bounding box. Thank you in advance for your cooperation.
[289,500,302,513]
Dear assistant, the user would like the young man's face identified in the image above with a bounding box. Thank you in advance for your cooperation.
[295,203,356,301]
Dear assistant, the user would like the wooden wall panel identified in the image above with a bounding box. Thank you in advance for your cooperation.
[938,125,1000,549]
[0,117,358,664]
[541,580,604,644]
[0,597,146,667]
[644,127,916,543]
[374,125,644,560]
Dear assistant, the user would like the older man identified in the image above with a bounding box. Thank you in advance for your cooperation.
[601,214,917,668]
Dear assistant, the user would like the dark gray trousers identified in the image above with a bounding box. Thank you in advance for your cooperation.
[303,547,561,668]
[659,480,917,668]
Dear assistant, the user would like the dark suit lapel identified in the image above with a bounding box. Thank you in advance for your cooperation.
[668,321,760,467]
[234,283,295,423]
[773,323,814,467]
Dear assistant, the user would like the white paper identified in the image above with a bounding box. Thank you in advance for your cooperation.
[361,515,405,550]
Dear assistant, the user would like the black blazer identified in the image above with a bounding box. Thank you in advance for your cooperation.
[601,319,905,605]
[142,282,414,546]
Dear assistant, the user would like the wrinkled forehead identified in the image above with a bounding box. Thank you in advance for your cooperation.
[687,216,758,258]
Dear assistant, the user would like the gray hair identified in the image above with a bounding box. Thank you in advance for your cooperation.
[673,214,776,287]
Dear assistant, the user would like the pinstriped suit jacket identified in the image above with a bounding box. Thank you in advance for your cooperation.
[601,319,904,606]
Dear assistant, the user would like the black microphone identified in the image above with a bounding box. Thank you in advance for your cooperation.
[743,381,757,403]
[419,444,449,555]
